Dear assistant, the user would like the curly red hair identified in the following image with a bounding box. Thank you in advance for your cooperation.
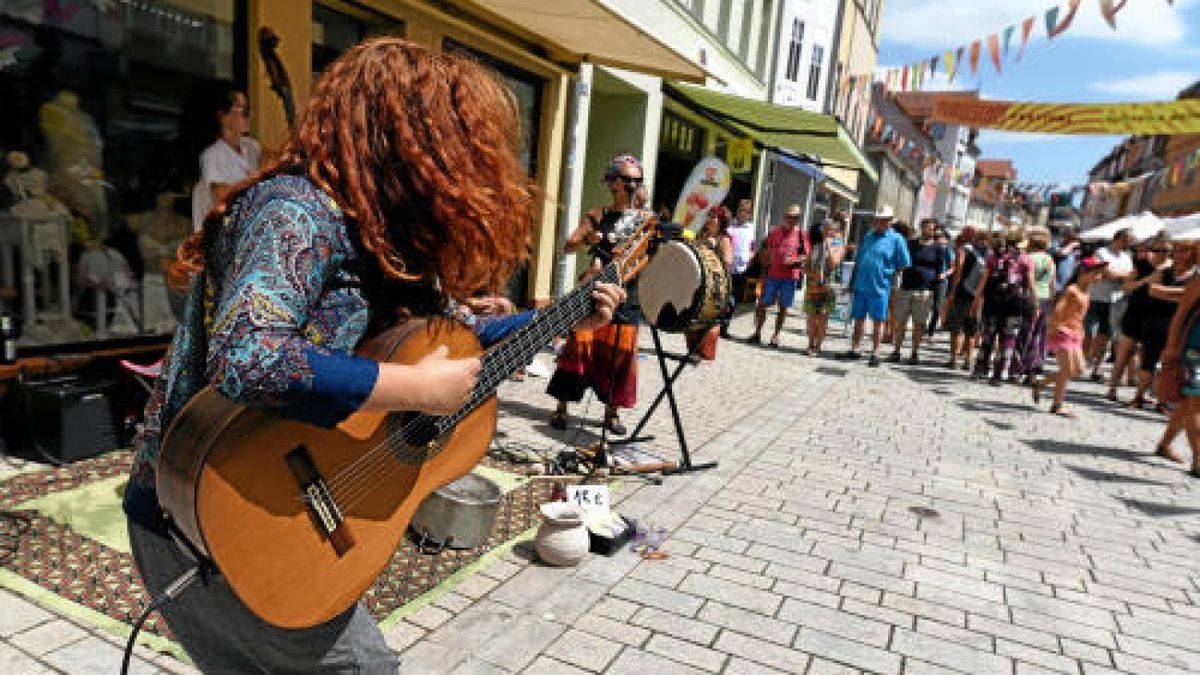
[180,37,537,300]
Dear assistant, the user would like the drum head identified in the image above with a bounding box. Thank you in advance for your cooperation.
[638,240,704,331]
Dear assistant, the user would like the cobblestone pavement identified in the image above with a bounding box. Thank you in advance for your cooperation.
[4,311,1200,674]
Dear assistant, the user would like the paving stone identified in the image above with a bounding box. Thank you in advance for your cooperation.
[8,620,88,656]
[630,606,718,645]
[0,640,65,675]
[644,634,727,672]
[996,639,1077,673]
[384,621,426,652]
[604,646,709,675]
[914,618,992,651]
[778,599,890,648]
[574,614,650,648]
[698,601,796,646]
[590,597,641,622]
[882,592,966,627]
[890,627,1012,674]
[713,630,809,674]
[965,614,1060,653]
[0,593,53,638]
[608,578,704,617]
[472,614,566,671]
[453,573,501,600]
[544,628,623,672]
[408,604,455,631]
[42,636,158,675]
[723,656,789,674]
[678,573,782,615]
[793,627,901,674]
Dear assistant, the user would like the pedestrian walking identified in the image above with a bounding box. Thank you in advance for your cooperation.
[1107,234,1171,403]
[748,203,807,348]
[1155,273,1200,473]
[803,217,846,356]
[973,227,1038,385]
[725,198,757,337]
[941,227,986,370]
[840,206,910,367]
[926,226,954,338]
[1012,226,1056,382]
[1123,239,1198,409]
[1033,256,1109,418]
[1085,229,1135,382]
[890,218,945,364]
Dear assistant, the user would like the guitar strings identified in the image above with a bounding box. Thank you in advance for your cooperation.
[322,263,627,513]
[322,222,649,508]
[326,273,608,512]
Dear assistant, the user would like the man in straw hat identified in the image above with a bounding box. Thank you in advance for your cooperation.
[841,205,911,367]
[748,203,807,348]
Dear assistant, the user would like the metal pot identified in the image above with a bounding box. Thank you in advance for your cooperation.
[409,473,502,552]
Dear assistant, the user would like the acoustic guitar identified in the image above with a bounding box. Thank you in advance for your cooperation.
[157,214,657,628]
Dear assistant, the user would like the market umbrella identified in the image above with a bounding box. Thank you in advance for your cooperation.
[1163,213,1200,240]
[1079,212,1161,243]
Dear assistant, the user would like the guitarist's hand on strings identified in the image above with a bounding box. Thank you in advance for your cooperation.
[573,282,626,332]
[362,345,480,416]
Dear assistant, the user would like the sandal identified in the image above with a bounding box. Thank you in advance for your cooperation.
[1104,390,1118,402]
[1049,404,1077,419]
[1157,444,1187,464]
[549,411,568,430]
[768,338,781,349]
[1030,379,1044,404]
[604,414,627,436]
[747,334,762,345]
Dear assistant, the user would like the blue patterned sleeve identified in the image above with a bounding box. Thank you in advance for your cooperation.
[206,193,379,428]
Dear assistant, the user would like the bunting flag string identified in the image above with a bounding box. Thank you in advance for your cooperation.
[853,0,1181,96]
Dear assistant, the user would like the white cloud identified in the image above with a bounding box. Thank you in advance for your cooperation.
[880,0,1199,48]
[1090,71,1199,99]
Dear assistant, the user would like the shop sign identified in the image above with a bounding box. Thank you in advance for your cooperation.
[726,138,754,174]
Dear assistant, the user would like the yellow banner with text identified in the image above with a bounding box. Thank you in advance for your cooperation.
[931,98,1200,135]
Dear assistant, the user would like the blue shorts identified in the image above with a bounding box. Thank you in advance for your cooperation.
[851,292,889,322]
[759,277,798,308]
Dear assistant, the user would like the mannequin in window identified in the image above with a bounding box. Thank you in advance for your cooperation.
[130,191,190,328]
[191,85,260,231]
[4,150,69,220]
[38,89,108,235]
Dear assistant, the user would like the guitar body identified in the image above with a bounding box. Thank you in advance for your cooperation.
[158,317,497,629]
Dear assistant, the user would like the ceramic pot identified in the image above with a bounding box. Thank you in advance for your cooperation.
[534,502,590,566]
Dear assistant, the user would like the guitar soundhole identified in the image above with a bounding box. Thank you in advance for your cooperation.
[386,413,442,464]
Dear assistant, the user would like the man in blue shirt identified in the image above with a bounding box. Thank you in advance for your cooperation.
[841,206,911,366]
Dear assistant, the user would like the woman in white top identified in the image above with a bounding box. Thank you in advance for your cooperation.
[190,87,260,231]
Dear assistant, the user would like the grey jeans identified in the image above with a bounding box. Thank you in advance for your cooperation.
[128,517,399,673]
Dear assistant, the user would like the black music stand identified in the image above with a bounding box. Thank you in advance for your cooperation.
[607,322,719,475]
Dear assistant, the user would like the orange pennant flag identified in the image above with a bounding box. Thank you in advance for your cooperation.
[969,40,981,76]
[1048,0,1081,39]
[1100,0,1128,30]
[1017,16,1035,61]
[986,33,1002,73]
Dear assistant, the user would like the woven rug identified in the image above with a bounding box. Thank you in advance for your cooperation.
[0,449,551,655]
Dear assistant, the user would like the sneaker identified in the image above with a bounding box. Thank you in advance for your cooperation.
[867,354,880,367]
[840,350,862,361]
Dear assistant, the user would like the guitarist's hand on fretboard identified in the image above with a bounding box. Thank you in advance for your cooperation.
[572,282,626,332]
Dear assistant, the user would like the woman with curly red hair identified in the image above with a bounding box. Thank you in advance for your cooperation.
[123,38,623,671]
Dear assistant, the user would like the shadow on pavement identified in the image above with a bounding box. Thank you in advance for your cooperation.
[1023,438,1156,466]
[498,398,604,447]
[1066,465,1174,486]
[1118,497,1200,518]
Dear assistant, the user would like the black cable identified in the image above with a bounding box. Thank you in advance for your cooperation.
[120,565,202,675]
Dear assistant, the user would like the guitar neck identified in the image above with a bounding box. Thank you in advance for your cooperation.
[432,264,621,434]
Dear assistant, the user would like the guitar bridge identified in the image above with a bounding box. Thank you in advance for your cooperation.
[285,445,355,556]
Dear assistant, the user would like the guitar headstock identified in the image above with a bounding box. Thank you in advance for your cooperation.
[611,210,658,285]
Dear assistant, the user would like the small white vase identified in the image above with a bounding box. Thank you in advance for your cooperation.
[534,502,590,567]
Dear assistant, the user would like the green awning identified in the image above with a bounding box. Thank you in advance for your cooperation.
[665,83,878,183]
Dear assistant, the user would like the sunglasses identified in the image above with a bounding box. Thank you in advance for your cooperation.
[1151,248,1172,253]
[618,176,644,188]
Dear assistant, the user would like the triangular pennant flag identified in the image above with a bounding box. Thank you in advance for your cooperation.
[944,50,956,83]
[1002,25,1015,59]
[915,61,925,89]
[1048,0,1081,39]
[902,65,909,91]
[955,47,965,79]
[929,55,940,80]
[1100,0,1128,30]
[986,33,1002,73]
[969,40,981,76]
[1018,17,1035,61]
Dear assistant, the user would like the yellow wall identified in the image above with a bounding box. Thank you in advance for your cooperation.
[245,0,569,304]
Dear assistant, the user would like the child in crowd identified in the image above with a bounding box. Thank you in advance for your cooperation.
[1033,256,1109,417]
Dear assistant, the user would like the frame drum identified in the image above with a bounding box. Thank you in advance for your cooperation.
[638,240,731,332]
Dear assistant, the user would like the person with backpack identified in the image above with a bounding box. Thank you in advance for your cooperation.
[971,227,1038,384]
[940,227,985,370]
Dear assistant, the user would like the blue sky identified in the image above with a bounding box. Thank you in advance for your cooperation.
[877,0,1200,186]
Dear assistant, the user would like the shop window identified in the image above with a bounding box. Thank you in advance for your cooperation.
[785,18,803,83]
[806,44,824,101]
[0,0,241,349]
[654,111,706,216]
[312,2,401,83]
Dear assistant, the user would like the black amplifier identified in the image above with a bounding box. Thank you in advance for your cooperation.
[13,377,118,464]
